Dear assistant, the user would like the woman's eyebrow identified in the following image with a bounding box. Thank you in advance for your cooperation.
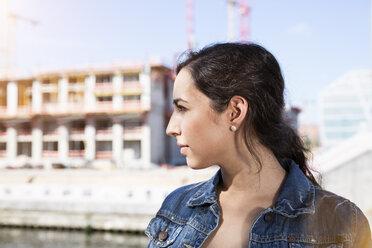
[173,98,188,105]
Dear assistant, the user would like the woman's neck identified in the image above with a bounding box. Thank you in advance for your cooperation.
[218,145,286,201]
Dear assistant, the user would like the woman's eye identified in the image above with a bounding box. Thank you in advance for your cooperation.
[176,105,187,112]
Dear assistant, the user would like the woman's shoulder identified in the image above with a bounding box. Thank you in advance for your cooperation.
[313,186,362,216]
[312,186,371,246]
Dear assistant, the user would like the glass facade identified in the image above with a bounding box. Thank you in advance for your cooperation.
[319,70,372,148]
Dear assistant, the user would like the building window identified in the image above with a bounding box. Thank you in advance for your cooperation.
[0,142,6,157]
[124,74,139,82]
[96,75,112,83]
[96,141,112,159]
[68,92,84,103]
[18,81,33,106]
[0,123,6,136]
[17,142,32,157]
[325,131,355,139]
[124,140,141,159]
[18,122,32,135]
[123,95,141,101]
[68,76,85,84]
[0,83,7,106]
[97,96,112,102]
[68,141,85,157]
[323,107,364,115]
[123,119,142,127]
[69,141,84,150]
[324,119,364,127]
[96,118,112,133]
[42,141,58,157]
[43,120,58,135]
[43,141,58,151]
[70,120,85,133]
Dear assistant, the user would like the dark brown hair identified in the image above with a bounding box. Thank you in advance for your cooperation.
[176,42,319,186]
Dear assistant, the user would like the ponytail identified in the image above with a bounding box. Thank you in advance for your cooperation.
[276,123,320,187]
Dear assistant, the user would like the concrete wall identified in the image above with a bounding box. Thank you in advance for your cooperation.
[322,150,372,225]
[0,184,169,231]
[0,166,218,231]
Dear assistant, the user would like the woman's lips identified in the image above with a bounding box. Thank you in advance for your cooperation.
[180,146,189,155]
[178,144,189,155]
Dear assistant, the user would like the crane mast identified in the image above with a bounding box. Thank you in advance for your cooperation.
[186,0,195,50]
[226,0,250,42]
[0,0,38,76]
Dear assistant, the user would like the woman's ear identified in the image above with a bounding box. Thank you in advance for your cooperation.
[227,95,248,129]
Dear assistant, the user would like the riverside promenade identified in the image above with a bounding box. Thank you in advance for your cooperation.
[0,166,218,232]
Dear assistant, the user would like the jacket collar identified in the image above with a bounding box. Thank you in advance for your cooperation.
[186,159,315,217]
[273,159,315,217]
[186,169,220,207]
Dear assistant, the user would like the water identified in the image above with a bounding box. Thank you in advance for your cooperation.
[0,228,148,248]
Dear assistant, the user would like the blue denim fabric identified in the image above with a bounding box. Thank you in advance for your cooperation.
[145,159,372,247]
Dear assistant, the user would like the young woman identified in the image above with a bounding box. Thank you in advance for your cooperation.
[145,43,371,247]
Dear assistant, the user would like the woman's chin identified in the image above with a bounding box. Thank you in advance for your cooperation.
[186,158,211,170]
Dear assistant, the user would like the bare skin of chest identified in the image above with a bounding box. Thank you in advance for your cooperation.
[201,196,270,248]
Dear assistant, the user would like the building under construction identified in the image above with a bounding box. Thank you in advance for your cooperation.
[0,61,183,169]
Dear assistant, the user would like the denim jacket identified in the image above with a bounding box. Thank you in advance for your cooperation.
[145,159,372,247]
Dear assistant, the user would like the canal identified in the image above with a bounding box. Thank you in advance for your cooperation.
[0,228,148,248]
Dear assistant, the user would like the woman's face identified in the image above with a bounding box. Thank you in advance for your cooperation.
[166,68,230,169]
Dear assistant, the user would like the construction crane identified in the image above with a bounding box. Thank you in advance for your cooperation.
[227,0,235,41]
[186,0,195,50]
[238,0,250,42]
[226,0,251,42]
[0,0,38,76]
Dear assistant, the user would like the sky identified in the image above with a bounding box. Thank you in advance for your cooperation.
[1,0,371,125]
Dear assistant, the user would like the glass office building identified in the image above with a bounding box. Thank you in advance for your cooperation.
[319,70,372,148]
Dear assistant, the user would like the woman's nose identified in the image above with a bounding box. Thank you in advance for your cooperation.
[166,115,181,137]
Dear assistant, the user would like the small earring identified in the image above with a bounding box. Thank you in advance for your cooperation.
[230,125,237,132]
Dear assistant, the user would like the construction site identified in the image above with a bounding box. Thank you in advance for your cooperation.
[0,0,250,169]
[0,62,180,169]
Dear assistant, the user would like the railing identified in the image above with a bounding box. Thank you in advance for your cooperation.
[17,106,32,115]
[66,102,85,114]
[95,101,113,111]
[0,151,6,157]
[95,82,113,91]
[42,150,58,157]
[0,106,7,114]
[43,129,58,136]
[122,100,143,112]
[40,84,58,92]
[42,103,58,114]
[122,82,142,92]
[68,83,85,92]
[123,126,142,134]
[68,150,85,158]
[0,99,146,116]
[96,151,112,159]
[96,127,113,135]
[70,128,85,135]
[18,129,32,136]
